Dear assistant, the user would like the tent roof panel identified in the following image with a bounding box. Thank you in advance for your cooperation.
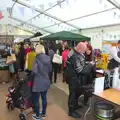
[1,0,120,34]
[47,0,114,21]
[43,23,76,33]
[12,3,39,22]
[68,9,120,29]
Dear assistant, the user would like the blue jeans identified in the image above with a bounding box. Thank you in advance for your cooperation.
[32,91,47,117]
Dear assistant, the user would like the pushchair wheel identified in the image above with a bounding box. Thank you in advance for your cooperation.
[7,103,14,110]
[19,113,27,120]
[78,95,84,106]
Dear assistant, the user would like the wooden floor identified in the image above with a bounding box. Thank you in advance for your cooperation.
[1,73,120,120]
[0,83,74,120]
[0,82,94,120]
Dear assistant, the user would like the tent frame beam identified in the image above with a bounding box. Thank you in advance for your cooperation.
[81,23,120,30]
[13,0,80,30]
[107,0,120,10]
[80,0,120,30]
[12,0,120,31]
[41,7,116,29]
[7,24,34,34]
[9,16,52,34]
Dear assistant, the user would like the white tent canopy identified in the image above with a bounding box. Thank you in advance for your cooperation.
[1,0,120,35]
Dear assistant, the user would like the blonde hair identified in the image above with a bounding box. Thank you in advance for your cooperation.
[35,44,45,54]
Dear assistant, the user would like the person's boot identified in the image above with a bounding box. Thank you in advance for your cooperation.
[63,77,65,83]
[68,107,81,118]
[74,104,82,110]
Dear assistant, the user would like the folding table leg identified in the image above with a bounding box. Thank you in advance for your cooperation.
[84,96,94,120]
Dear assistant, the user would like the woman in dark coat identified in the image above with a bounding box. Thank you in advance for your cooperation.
[18,42,25,71]
[83,43,96,104]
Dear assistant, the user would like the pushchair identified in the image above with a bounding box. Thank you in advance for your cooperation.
[83,70,114,120]
[78,69,114,106]
[6,72,34,120]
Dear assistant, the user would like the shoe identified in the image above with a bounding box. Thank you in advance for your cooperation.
[63,80,65,83]
[68,111,81,118]
[41,114,46,119]
[68,107,81,118]
[32,114,40,120]
[40,112,46,119]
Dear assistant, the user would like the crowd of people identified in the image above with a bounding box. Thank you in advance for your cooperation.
[6,40,96,120]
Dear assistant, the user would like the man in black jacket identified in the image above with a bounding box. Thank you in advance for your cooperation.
[66,42,94,118]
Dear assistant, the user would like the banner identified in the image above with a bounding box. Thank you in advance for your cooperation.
[48,3,53,8]
[99,0,103,4]
[0,25,2,32]
[0,11,3,19]
[11,26,14,33]
[114,12,116,18]
[31,5,35,15]
[102,43,111,54]
[102,41,118,54]
[57,0,62,8]
[18,7,25,16]
[39,4,44,11]
[65,0,69,5]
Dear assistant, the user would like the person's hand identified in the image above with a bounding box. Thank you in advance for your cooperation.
[90,61,95,65]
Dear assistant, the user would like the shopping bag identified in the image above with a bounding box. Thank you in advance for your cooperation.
[9,64,15,73]
[52,54,62,64]
[6,54,16,64]
[94,77,105,94]
[24,54,28,70]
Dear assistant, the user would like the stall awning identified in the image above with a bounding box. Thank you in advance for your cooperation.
[41,31,90,41]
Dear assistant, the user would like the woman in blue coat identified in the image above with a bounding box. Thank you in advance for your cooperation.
[32,44,52,120]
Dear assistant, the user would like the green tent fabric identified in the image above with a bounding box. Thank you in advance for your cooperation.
[41,31,90,41]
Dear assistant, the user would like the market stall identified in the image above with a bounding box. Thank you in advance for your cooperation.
[0,44,9,83]
[96,40,119,70]
[41,31,90,41]
[0,58,9,83]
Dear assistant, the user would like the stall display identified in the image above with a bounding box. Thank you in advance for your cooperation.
[102,40,118,54]
[0,43,10,83]
[0,57,8,70]
[0,56,9,83]
[6,54,16,65]
[102,43,111,54]
[96,54,109,70]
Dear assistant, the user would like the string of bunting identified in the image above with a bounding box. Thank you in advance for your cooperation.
[17,0,69,15]
[0,11,3,20]
[0,25,24,34]
[92,32,120,40]
[7,7,12,16]
[4,0,120,34]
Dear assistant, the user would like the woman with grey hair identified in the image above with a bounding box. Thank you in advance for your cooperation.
[32,45,52,120]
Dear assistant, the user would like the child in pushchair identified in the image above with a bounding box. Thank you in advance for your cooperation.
[6,73,33,120]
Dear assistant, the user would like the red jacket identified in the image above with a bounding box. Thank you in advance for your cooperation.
[25,48,30,55]
[62,50,69,68]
